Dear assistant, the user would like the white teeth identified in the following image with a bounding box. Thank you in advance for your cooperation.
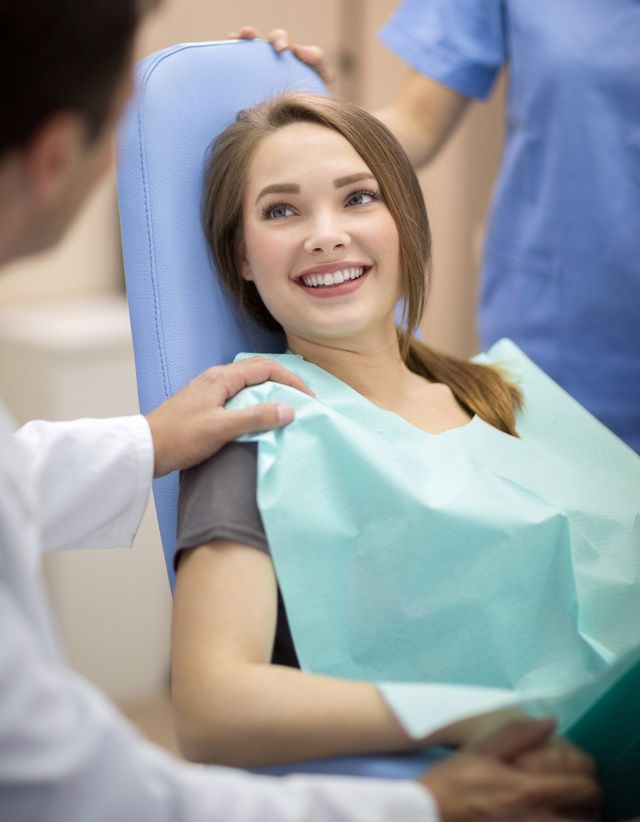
[300,267,366,288]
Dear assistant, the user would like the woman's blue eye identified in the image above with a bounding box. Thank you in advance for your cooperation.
[262,203,294,220]
[346,190,379,207]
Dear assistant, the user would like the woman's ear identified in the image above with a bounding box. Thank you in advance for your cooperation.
[240,257,254,282]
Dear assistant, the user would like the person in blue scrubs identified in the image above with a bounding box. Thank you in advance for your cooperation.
[236,4,640,451]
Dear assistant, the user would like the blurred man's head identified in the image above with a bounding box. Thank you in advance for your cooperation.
[0,0,160,264]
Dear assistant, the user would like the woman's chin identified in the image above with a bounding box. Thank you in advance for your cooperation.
[285,318,391,352]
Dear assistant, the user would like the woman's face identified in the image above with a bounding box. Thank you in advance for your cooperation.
[241,122,401,347]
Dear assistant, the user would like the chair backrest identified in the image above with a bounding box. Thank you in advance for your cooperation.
[117,41,326,586]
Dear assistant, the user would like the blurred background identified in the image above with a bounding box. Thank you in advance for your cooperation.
[0,0,504,754]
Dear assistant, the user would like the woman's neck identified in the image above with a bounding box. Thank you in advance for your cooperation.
[286,327,473,435]
[286,327,418,407]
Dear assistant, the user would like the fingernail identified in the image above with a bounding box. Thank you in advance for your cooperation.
[275,37,287,51]
[277,404,294,424]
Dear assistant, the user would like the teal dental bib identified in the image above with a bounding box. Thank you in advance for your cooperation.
[227,339,640,735]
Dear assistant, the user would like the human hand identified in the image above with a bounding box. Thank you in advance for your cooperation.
[146,357,312,477]
[418,718,601,822]
[447,709,595,782]
[227,26,335,87]
[514,733,596,780]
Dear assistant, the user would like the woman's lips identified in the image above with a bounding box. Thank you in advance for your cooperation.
[295,265,371,298]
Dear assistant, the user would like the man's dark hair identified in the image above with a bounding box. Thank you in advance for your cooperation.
[0,0,160,156]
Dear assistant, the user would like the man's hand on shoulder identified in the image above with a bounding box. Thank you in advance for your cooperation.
[146,357,312,477]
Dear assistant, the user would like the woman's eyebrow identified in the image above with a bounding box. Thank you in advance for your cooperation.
[254,173,375,204]
[334,172,376,188]
[255,183,299,204]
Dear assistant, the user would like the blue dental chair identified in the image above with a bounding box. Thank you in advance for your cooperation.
[117,39,440,779]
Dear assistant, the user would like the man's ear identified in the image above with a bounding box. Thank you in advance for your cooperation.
[21,112,84,206]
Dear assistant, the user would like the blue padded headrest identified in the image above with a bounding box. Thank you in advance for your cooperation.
[117,41,326,583]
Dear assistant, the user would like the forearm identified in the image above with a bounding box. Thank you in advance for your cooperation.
[174,659,521,768]
[374,71,470,170]
[174,662,422,767]
[374,104,441,168]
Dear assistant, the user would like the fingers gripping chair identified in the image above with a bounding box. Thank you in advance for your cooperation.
[117,39,439,779]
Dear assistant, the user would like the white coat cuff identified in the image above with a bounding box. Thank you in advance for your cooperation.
[105,414,154,548]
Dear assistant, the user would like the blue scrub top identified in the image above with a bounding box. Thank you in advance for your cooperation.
[380,0,640,450]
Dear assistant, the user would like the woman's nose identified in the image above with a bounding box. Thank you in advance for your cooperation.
[303,224,351,255]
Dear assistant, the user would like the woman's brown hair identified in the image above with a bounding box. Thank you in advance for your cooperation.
[204,92,521,435]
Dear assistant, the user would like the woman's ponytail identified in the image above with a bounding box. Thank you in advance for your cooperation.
[404,337,522,436]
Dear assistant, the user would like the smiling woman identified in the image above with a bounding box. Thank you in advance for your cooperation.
[203,93,520,432]
[166,93,640,786]
[166,93,550,770]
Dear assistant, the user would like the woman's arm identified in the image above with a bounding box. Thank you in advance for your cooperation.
[374,70,471,169]
[171,539,597,784]
[172,446,503,766]
[171,538,424,767]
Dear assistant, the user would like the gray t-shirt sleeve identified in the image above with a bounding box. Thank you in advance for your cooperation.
[176,441,300,670]
[176,441,267,565]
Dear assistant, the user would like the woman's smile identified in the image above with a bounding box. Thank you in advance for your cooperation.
[294,262,372,297]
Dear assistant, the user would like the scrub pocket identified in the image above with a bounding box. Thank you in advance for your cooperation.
[480,243,560,361]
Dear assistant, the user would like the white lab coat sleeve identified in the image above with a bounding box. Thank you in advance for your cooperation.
[0,581,438,822]
[14,415,154,553]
